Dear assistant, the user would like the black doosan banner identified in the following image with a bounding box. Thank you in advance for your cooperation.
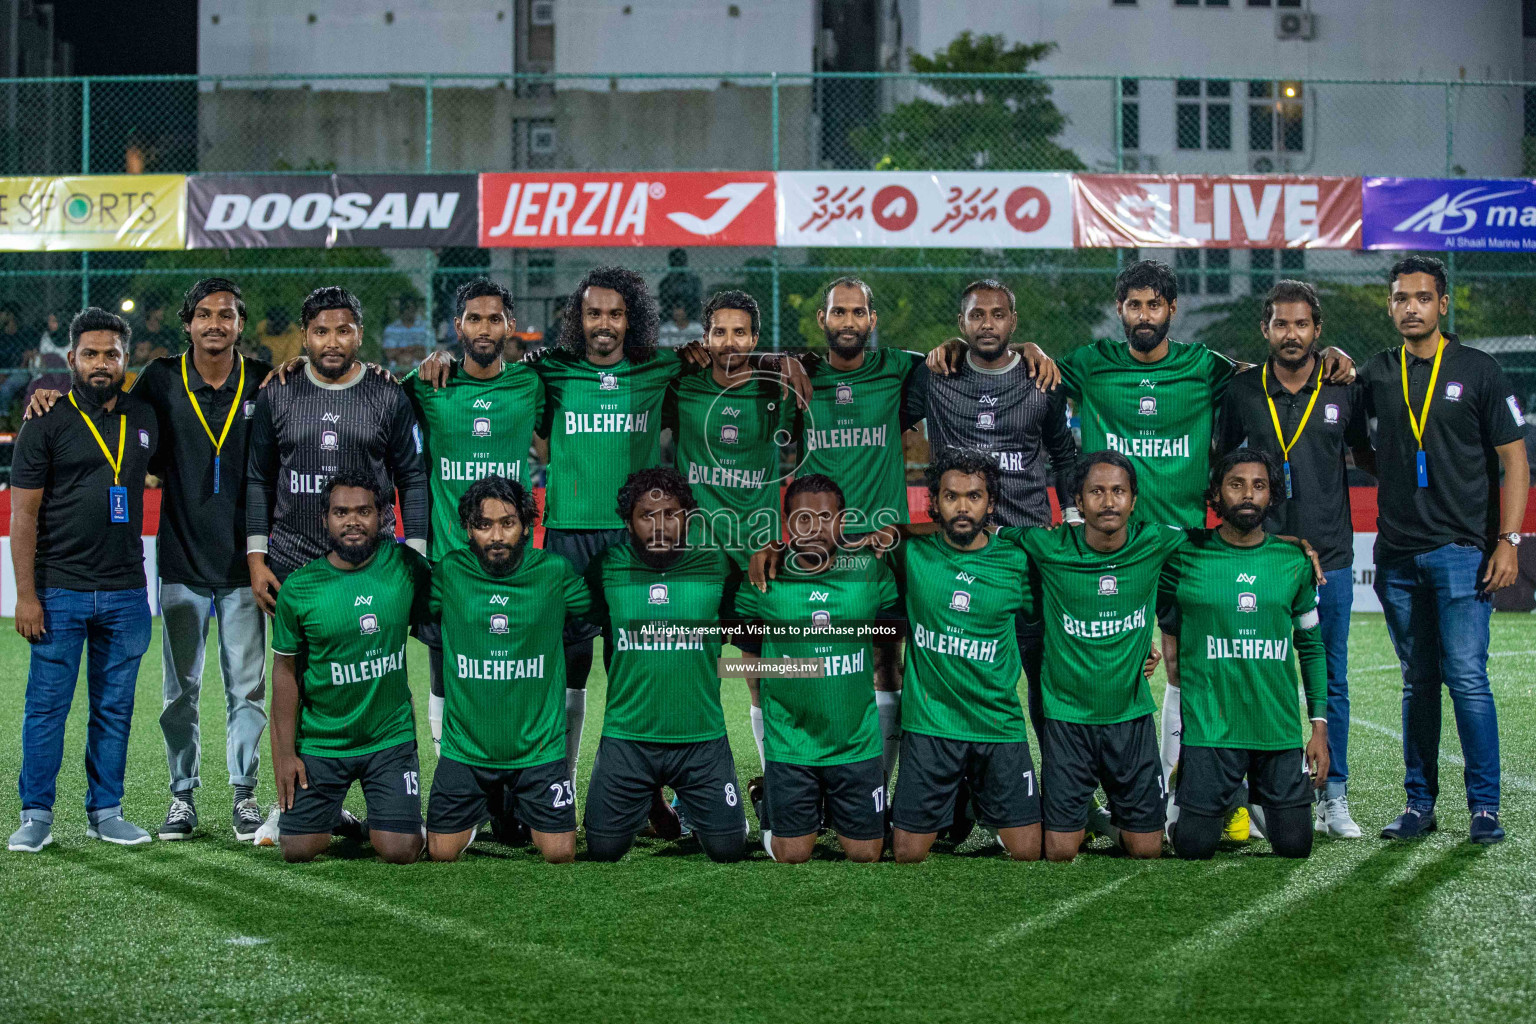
[187,174,477,249]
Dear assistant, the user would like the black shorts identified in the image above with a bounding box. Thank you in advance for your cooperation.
[1176,746,1312,817]
[764,756,885,840]
[584,735,747,840]
[1040,715,1165,834]
[279,741,422,836]
[543,527,627,646]
[427,755,577,836]
[891,732,1042,833]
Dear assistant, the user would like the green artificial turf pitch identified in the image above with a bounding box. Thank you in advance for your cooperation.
[0,612,1532,1024]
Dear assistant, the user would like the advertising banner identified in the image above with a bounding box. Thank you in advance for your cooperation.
[0,175,186,251]
[1362,177,1536,251]
[187,174,477,248]
[775,172,1074,248]
[478,172,775,247]
[1072,174,1361,248]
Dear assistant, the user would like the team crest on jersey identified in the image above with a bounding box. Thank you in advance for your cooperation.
[1324,404,1339,424]
[599,372,619,391]
[1098,574,1118,596]
[320,429,339,451]
[977,410,996,430]
[648,582,669,605]
[1138,396,1157,416]
[719,423,739,444]
[489,613,510,635]
[472,416,492,438]
[835,383,853,405]
[1445,382,1464,402]
[138,429,150,448]
[811,609,831,627]
[1237,592,1258,613]
[243,400,256,418]
[949,590,971,612]
[359,613,379,635]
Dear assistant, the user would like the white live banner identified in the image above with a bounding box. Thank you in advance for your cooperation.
[775,171,1075,248]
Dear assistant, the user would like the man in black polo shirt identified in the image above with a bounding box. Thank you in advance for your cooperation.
[7,308,159,853]
[1219,280,1369,839]
[1358,255,1528,846]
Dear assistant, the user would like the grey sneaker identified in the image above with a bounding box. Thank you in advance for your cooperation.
[158,797,197,841]
[8,818,52,853]
[87,815,152,846]
[233,798,263,842]
[1318,795,1363,838]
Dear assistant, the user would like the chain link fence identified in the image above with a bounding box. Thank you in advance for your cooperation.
[0,72,1532,427]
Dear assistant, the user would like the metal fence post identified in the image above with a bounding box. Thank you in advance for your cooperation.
[1444,82,1455,333]
[1114,75,1124,172]
[80,77,91,308]
[770,72,780,172]
[424,75,434,172]
[770,73,781,351]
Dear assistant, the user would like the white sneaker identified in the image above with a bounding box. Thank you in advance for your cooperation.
[1318,795,1363,838]
[1314,801,1328,834]
[253,807,282,847]
[760,828,775,860]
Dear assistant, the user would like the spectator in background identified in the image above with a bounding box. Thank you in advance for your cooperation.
[255,306,303,366]
[382,295,433,373]
[0,307,31,417]
[657,302,704,349]
[657,248,701,325]
[137,302,182,357]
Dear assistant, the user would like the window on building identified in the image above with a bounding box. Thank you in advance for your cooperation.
[1206,250,1231,295]
[1177,79,1232,150]
[1247,0,1271,6]
[1176,249,1202,296]
[1251,249,1305,294]
[1112,0,1137,5]
[1120,79,1140,151]
[1248,80,1305,156]
[1175,0,1199,5]
[1276,0,1302,6]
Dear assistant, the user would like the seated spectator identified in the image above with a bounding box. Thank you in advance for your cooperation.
[382,295,433,372]
[256,305,304,365]
[657,303,703,349]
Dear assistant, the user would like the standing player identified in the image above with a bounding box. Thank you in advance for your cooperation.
[1164,450,1328,860]
[1218,280,1368,838]
[426,477,587,864]
[402,278,544,753]
[734,475,900,863]
[580,468,747,863]
[269,472,433,864]
[246,286,430,606]
[889,449,1043,864]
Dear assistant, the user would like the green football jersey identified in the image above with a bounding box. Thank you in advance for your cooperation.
[895,531,1031,743]
[271,541,432,757]
[1161,532,1326,750]
[1010,521,1187,726]
[1060,339,1235,528]
[534,348,685,530]
[797,347,921,527]
[732,550,899,766]
[582,542,733,743]
[665,371,793,567]
[432,546,593,769]
[403,363,545,562]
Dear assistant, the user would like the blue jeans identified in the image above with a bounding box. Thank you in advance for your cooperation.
[1374,544,1500,814]
[18,587,151,823]
[1317,566,1354,799]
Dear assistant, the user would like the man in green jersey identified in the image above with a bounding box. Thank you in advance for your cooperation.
[1164,450,1328,860]
[426,476,589,864]
[402,279,545,756]
[270,471,433,864]
[1012,451,1184,862]
[734,475,900,863]
[889,449,1043,864]
[580,468,747,862]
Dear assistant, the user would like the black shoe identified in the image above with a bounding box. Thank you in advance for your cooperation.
[1469,810,1505,845]
[233,798,263,841]
[1380,807,1437,840]
[943,780,975,845]
[747,776,768,834]
[490,808,531,847]
[158,796,197,841]
[336,809,368,841]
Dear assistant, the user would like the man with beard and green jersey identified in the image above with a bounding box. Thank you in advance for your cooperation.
[889,448,1043,864]
[402,278,545,754]
[1163,449,1328,860]
[579,468,746,862]
[734,474,900,864]
[269,471,433,865]
[426,476,590,864]
[1009,450,1185,863]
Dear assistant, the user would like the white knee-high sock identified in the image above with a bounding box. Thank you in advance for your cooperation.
[1160,683,1182,787]
[429,693,445,751]
[876,690,902,784]
[565,688,587,782]
[749,704,766,773]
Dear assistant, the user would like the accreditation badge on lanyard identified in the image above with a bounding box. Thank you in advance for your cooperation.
[1399,340,1445,489]
[69,392,129,522]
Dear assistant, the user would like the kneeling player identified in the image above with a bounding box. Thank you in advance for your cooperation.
[734,475,900,863]
[427,477,590,864]
[270,472,433,864]
[1165,450,1327,860]
[891,449,1043,863]
[581,468,748,862]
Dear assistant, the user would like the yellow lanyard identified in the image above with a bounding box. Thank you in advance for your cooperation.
[181,353,245,494]
[1262,360,1324,461]
[69,391,126,487]
[1399,339,1445,451]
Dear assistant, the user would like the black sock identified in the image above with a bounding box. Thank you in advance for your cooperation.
[233,786,254,804]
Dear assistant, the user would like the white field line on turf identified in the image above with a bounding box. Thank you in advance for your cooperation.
[1356,649,1536,674]
[1351,716,1536,794]
[985,868,1152,949]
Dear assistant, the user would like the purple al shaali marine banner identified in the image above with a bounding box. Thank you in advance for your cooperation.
[1362,177,1536,251]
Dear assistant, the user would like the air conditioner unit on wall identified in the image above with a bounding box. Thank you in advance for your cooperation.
[1276,11,1314,40]
[530,0,555,27]
[1122,153,1158,172]
[1249,154,1276,172]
